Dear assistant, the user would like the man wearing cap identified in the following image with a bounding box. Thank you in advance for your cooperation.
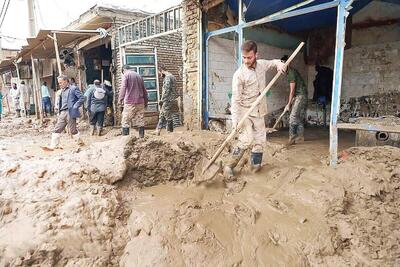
[281,55,308,145]
[118,65,148,138]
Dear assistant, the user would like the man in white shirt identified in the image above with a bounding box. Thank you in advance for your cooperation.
[224,40,286,179]
[9,83,21,117]
[18,81,31,117]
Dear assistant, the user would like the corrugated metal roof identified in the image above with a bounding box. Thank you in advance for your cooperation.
[226,0,373,32]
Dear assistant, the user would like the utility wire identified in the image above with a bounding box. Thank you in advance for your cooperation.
[0,0,11,29]
[0,0,7,24]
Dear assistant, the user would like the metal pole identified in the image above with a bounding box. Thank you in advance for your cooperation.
[27,0,37,37]
[31,55,43,119]
[329,0,352,166]
[53,33,62,75]
[14,63,21,84]
[76,50,82,88]
[237,0,244,66]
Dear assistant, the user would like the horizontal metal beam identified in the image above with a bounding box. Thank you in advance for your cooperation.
[337,123,400,134]
[204,0,339,40]
[119,29,180,48]
[50,29,100,35]
[244,0,340,29]
[205,25,239,40]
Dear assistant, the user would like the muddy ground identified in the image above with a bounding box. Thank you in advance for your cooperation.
[0,114,399,266]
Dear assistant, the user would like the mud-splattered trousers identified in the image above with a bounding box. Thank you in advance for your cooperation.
[226,59,281,168]
[157,74,178,129]
[157,100,177,129]
[289,94,307,138]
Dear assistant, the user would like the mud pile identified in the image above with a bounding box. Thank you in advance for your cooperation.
[1,124,400,266]
[309,146,400,266]
[0,136,203,266]
[123,138,202,187]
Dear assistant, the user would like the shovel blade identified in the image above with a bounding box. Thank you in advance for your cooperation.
[193,157,221,184]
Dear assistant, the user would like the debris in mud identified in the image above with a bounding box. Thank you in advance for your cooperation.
[309,146,400,266]
[2,117,400,267]
[122,137,203,187]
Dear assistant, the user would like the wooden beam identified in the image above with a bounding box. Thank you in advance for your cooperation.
[337,123,400,134]
[202,0,224,11]
[30,55,42,120]
[53,33,62,75]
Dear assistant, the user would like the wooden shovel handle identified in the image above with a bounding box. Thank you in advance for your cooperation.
[202,42,305,173]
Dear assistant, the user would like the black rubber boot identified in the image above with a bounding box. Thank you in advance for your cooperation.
[138,127,145,138]
[122,127,130,136]
[250,152,263,173]
[167,120,174,133]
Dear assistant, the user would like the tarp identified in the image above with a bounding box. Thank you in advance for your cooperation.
[225,0,373,32]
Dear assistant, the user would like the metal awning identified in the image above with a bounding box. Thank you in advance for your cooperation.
[0,28,106,72]
[18,29,103,60]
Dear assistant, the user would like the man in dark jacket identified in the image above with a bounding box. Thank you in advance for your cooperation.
[313,65,333,102]
[87,79,109,136]
[42,75,85,151]
[118,65,148,137]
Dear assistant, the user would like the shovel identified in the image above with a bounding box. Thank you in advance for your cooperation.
[266,100,293,134]
[193,42,305,184]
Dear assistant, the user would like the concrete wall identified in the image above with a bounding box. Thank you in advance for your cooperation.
[306,1,400,125]
[307,1,400,100]
[208,34,307,119]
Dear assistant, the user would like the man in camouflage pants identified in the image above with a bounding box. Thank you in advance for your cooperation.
[281,55,308,145]
[152,65,178,135]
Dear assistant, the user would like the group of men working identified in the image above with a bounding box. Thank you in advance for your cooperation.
[33,39,307,180]
[44,64,178,150]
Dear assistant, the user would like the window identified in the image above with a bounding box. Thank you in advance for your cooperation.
[126,53,159,111]
[139,67,156,77]
[147,91,158,102]
[144,79,157,90]
[125,55,155,65]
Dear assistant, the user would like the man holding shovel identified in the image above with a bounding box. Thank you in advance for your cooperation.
[280,55,308,145]
[223,40,286,179]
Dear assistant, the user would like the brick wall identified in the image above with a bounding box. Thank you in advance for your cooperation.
[182,0,202,129]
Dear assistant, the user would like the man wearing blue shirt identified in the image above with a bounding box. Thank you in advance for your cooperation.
[41,81,52,117]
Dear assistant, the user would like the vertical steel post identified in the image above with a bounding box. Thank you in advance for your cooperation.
[237,0,244,66]
[329,0,352,166]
